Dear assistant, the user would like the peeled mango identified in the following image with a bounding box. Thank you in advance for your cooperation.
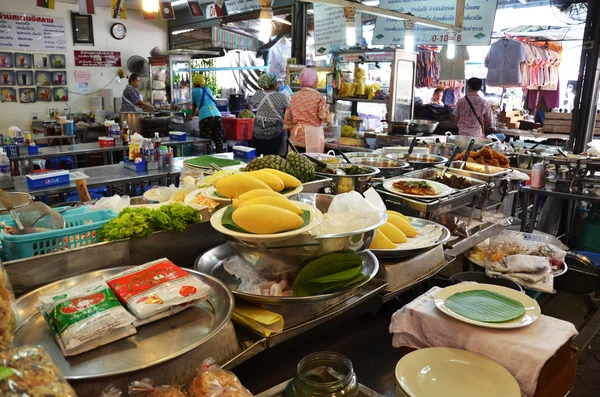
[214,174,271,198]
[232,189,285,209]
[386,210,409,222]
[370,229,396,249]
[379,222,407,243]
[239,197,303,215]
[261,168,302,188]
[387,214,417,237]
[247,170,285,192]
[232,204,303,234]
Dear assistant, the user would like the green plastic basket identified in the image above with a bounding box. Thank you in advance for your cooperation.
[0,208,117,261]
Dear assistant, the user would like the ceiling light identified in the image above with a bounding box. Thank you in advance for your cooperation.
[171,0,187,6]
[404,20,415,53]
[344,7,356,47]
[142,0,159,13]
[447,30,456,59]
[258,0,274,43]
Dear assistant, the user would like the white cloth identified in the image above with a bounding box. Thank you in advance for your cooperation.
[485,39,528,87]
[439,45,469,81]
[389,286,578,397]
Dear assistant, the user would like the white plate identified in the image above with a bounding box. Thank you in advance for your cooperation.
[198,185,304,204]
[370,216,450,258]
[433,283,541,329]
[395,347,521,397]
[210,201,323,243]
[383,177,453,199]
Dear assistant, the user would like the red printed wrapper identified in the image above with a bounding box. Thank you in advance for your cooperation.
[105,258,211,320]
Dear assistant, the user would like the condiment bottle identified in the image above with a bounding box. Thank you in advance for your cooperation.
[122,121,129,144]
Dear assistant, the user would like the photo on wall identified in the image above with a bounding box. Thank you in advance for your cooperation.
[52,71,67,85]
[0,70,15,85]
[19,87,36,103]
[34,53,50,69]
[17,71,33,86]
[36,71,52,86]
[53,87,68,101]
[0,88,17,103]
[50,54,66,69]
[37,87,52,102]
[0,52,13,68]
[14,53,32,68]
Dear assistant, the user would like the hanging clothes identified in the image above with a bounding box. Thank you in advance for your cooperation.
[485,39,528,87]
[439,46,469,81]
[527,79,561,111]
[415,49,440,88]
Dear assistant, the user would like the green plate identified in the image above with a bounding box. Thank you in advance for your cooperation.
[184,156,241,169]
[445,290,526,323]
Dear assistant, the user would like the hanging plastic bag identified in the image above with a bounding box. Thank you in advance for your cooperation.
[129,378,188,397]
[188,358,253,397]
[304,125,325,153]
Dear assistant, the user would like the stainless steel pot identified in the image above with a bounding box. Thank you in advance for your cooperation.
[428,142,443,155]
[385,153,447,170]
[446,133,492,151]
[386,120,410,135]
[349,157,410,178]
[439,143,456,158]
[408,120,439,135]
[316,164,381,194]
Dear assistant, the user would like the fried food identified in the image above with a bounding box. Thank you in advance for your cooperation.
[392,180,436,196]
[455,147,510,168]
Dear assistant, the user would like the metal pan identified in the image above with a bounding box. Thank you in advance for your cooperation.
[14,267,234,380]
[446,133,492,151]
[195,243,379,305]
[438,161,511,183]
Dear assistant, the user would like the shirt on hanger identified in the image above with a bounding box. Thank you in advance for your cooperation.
[485,40,528,87]
[439,46,469,81]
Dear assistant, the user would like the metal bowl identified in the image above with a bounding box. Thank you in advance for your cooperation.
[447,134,492,151]
[316,164,381,194]
[343,152,383,159]
[407,120,439,135]
[385,153,447,170]
[306,152,340,164]
[224,193,387,278]
[0,192,32,215]
[349,157,410,178]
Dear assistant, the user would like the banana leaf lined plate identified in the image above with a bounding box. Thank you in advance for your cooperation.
[433,284,540,329]
[199,185,304,204]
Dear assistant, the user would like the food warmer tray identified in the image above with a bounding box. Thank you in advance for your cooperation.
[195,243,379,305]
[374,178,485,219]
[256,379,384,397]
[403,167,488,194]
[437,161,511,183]
[14,267,234,381]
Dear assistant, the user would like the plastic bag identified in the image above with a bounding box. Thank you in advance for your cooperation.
[313,188,385,236]
[90,194,131,213]
[101,384,123,397]
[144,185,178,203]
[0,345,77,396]
[188,358,252,397]
[0,261,17,349]
[129,378,187,397]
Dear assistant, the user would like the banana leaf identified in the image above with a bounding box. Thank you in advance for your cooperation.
[309,266,362,283]
[221,206,311,234]
[292,253,364,296]
[184,156,241,168]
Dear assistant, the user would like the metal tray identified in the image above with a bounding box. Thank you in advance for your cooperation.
[403,167,488,193]
[438,161,511,183]
[195,243,379,305]
[14,267,234,380]
[300,175,333,193]
[370,216,451,258]
[257,379,383,397]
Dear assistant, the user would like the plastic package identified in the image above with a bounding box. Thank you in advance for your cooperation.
[188,358,253,397]
[129,378,187,397]
[101,384,123,397]
[144,185,178,203]
[90,194,131,213]
[0,261,17,349]
[0,345,77,396]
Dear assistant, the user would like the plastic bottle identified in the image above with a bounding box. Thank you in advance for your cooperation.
[153,132,161,150]
[0,149,11,180]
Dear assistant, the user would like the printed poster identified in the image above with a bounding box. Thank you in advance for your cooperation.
[75,70,92,94]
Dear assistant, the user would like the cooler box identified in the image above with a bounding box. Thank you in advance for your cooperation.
[223,117,253,140]
[169,131,188,141]
[233,145,255,161]
[98,137,115,147]
[26,170,70,189]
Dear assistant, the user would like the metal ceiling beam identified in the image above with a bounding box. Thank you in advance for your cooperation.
[298,0,463,31]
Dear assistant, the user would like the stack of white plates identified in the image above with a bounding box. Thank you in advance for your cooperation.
[395,348,521,397]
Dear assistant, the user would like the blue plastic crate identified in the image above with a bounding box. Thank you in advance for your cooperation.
[124,159,147,172]
[0,208,117,261]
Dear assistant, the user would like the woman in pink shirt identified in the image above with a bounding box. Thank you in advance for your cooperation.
[284,68,331,152]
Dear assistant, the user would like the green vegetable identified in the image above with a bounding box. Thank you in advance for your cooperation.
[292,253,364,296]
[98,204,201,241]
[0,367,14,382]
[221,206,311,234]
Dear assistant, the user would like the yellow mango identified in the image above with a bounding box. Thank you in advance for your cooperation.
[261,169,302,188]
[232,189,285,209]
[214,174,272,198]
[370,229,396,249]
[247,171,285,192]
[386,214,418,237]
[386,210,409,222]
[379,222,407,243]
[232,204,304,234]
[239,197,303,215]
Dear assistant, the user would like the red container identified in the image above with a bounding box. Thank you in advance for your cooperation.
[98,137,115,147]
[222,117,253,140]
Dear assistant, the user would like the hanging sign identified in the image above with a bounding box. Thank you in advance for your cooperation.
[314,4,346,54]
[225,0,260,15]
[0,12,66,52]
[74,50,121,67]
[372,0,499,46]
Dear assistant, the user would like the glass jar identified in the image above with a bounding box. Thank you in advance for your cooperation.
[287,352,358,397]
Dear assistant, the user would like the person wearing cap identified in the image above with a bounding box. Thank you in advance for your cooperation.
[454,77,492,138]
[252,72,290,156]
[192,73,223,153]
[284,68,331,153]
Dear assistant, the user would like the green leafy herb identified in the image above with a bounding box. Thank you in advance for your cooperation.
[221,206,311,234]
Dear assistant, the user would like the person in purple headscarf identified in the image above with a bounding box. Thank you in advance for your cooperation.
[283,68,331,153]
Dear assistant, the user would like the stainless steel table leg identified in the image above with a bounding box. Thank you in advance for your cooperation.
[520,190,529,232]
[565,199,574,247]
[528,194,540,233]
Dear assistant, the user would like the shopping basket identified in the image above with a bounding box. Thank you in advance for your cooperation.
[0,207,117,261]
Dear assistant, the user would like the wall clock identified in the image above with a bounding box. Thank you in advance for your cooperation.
[111,23,127,40]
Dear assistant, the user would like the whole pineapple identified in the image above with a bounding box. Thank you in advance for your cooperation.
[245,155,293,174]
[286,152,315,183]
